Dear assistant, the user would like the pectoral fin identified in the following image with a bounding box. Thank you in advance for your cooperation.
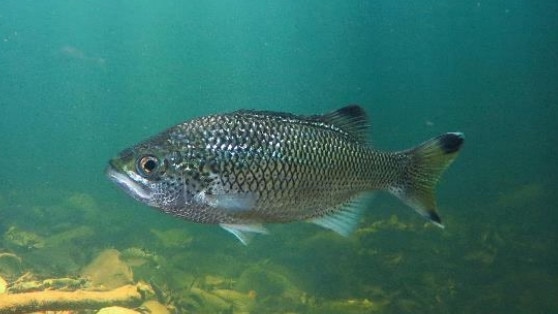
[195,190,258,212]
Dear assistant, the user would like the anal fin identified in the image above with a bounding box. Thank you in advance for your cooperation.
[308,197,369,237]
[220,223,269,245]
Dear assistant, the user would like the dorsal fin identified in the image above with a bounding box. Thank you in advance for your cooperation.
[313,105,370,143]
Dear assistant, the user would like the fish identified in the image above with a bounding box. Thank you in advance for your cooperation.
[106,105,464,244]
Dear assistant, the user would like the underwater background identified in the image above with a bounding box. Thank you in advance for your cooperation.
[1,1,557,313]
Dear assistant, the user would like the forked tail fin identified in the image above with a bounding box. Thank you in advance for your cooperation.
[389,132,464,227]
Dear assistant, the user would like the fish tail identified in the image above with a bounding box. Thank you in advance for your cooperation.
[389,132,464,227]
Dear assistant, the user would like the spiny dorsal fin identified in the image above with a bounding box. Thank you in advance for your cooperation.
[313,105,370,143]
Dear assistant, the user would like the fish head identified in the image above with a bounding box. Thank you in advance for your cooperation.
[105,136,188,211]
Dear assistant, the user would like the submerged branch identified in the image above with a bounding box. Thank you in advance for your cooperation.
[0,283,148,313]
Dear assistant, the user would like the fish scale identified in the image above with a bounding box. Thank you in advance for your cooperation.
[106,105,464,244]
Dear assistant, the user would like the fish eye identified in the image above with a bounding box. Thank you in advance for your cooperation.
[137,155,161,177]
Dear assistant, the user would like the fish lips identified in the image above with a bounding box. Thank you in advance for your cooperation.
[105,162,153,204]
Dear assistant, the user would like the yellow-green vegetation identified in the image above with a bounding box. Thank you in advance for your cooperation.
[497,183,544,209]
[44,225,95,248]
[150,228,193,249]
[80,249,134,290]
[0,186,556,313]
[0,253,23,279]
[0,276,7,294]
[3,226,45,250]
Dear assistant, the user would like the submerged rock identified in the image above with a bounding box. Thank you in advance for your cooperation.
[0,252,23,278]
[237,264,302,302]
[201,275,236,290]
[97,306,141,314]
[81,249,133,290]
[44,225,95,247]
[150,228,193,249]
[0,275,6,294]
[120,247,161,267]
[316,298,387,313]
[141,300,171,314]
[65,192,100,217]
[3,226,44,250]
[211,289,256,313]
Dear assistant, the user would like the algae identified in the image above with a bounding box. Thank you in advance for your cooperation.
[150,228,193,249]
[80,249,134,290]
[0,253,23,279]
[3,226,44,250]
[0,187,556,313]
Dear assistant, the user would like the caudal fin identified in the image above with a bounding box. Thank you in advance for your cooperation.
[389,132,464,227]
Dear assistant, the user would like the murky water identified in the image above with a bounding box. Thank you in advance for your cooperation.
[1,1,556,313]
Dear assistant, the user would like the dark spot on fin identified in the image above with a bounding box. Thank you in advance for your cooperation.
[388,132,464,229]
[235,105,370,143]
[335,105,367,120]
[313,105,370,143]
[439,132,464,154]
[429,211,442,225]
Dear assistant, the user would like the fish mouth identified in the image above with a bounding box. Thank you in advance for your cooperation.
[105,162,152,203]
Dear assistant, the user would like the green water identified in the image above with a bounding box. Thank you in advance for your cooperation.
[1,1,556,313]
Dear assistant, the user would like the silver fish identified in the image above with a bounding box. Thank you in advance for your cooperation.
[106,105,464,244]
